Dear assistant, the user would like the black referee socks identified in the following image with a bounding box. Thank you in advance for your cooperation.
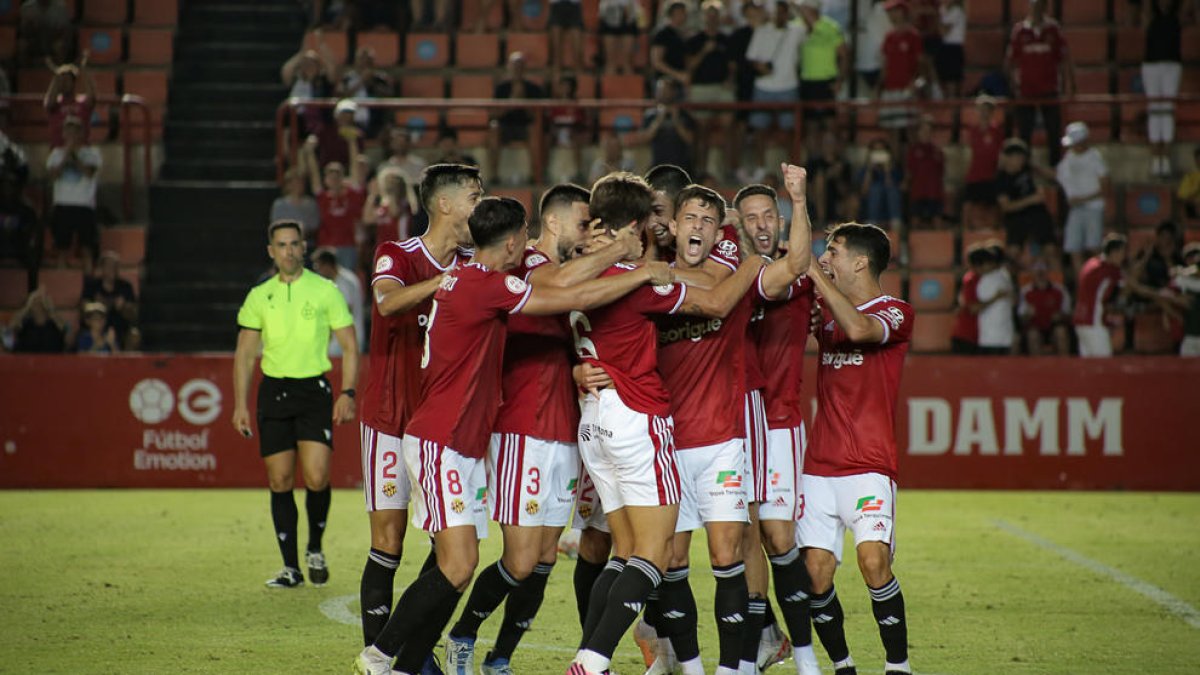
[269,489,299,570]
[305,486,331,552]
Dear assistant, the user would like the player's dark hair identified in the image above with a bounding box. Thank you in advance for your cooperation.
[469,196,527,249]
[312,247,338,268]
[826,222,891,278]
[1102,233,1128,256]
[644,164,692,200]
[965,243,993,267]
[674,184,726,224]
[1156,220,1178,237]
[666,1,688,14]
[590,172,654,233]
[733,184,777,210]
[418,163,482,212]
[267,219,303,241]
[539,183,591,219]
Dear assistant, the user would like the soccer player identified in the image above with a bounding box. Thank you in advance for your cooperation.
[567,173,770,675]
[800,223,915,675]
[357,164,479,646]
[737,180,823,675]
[1073,234,1154,358]
[355,196,673,675]
[231,219,359,589]
[443,183,645,675]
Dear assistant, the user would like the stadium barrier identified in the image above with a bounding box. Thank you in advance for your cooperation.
[1,354,1197,491]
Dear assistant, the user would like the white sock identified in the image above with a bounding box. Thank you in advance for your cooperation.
[738,659,758,675]
[577,649,609,674]
[716,667,741,675]
[886,659,913,673]
[833,656,856,670]
[679,656,705,675]
[794,644,818,664]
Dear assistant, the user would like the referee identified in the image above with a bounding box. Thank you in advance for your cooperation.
[232,219,360,588]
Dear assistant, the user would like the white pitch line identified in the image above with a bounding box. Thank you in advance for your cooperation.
[994,519,1200,630]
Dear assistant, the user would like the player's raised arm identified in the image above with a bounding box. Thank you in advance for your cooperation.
[808,258,886,343]
[520,262,674,316]
[677,256,766,318]
[528,222,643,288]
[759,163,813,299]
[372,275,444,316]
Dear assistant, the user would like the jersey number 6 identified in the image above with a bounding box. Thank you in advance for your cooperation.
[569,310,598,360]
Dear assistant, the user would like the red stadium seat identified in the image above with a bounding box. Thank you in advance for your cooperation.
[134,0,178,26]
[908,230,955,270]
[454,32,500,68]
[1115,27,1143,65]
[1062,2,1107,24]
[79,27,122,65]
[17,67,53,93]
[1124,185,1172,228]
[507,33,549,68]
[0,269,28,307]
[909,271,956,311]
[1133,311,1174,354]
[1074,67,1110,95]
[450,74,494,99]
[1127,227,1157,254]
[123,68,169,105]
[575,73,598,99]
[0,26,15,59]
[911,311,955,353]
[966,0,1002,26]
[963,30,1006,69]
[305,30,348,64]
[1062,102,1111,142]
[1064,28,1108,67]
[960,228,1003,258]
[1184,26,1200,62]
[40,268,84,308]
[357,31,400,67]
[400,74,445,98]
[394,110,440,147]
[520,0,548,30]
[127,27,174,66]
[599,108,642,134]
[406,33,449,68]
[582,0,600,31]
[100,227,147,264]
[601,74,644,100]
[90,68,118,95]
[881,270,903,299]
[459,0,502,31]
[445,110,489,146]
[83,0,127,24]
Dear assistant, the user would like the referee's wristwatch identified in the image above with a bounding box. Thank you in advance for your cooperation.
[340,388,356,399]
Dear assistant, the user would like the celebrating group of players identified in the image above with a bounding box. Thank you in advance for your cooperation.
[337,159,914,675]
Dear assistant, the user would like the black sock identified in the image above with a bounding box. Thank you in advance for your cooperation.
[490,562,553,662]
[582,556,662,660]
[419,543,438,575]
[450,560,521,640]
[373,565,460,657]
[869,577,908,665]
[763,597,778,629]
[269,489,299,570]
[573,556,606,628]
[655,567,700,662]
[769,547,812,648]
[810,586,850,664]
[713,562,749,670]
[360,548,400,646]
[305,487,331,552]
[580,557,625,646]
[740,595,767,666]
[393,577,464,673]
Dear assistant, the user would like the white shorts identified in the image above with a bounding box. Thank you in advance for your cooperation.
[402,435,489,539]
[488,433,580,527]
[758,424,806,522]
[572,466,610,533]
[578,389,682,513]
[675,439,750,532]
[1076,324,1113,357]
[1063,202,1104,254]
[743,390,769,503]
[1181,335,1200,356]
[361,423,412,511]
[795,472,896,564]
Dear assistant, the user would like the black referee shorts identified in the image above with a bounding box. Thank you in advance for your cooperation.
[256,375,334,457]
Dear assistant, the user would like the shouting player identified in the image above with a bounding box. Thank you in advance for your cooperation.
[355,196,672,675]
[357,164,479,647]
[801,223,915,675]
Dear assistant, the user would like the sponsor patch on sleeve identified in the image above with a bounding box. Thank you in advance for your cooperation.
[525,252,549,268]
[505,275,529,294]
[375,255,393,274]
[653,283,676,296]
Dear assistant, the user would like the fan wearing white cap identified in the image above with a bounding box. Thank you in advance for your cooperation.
[1054,121,1109,277]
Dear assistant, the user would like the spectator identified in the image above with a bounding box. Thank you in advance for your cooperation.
[300,133,367,272]
[1074,234,1129,357]
[1137,220,1184,290]
[1056,121,1110,276]
[855,0,891,91]
[1006,0,1074,167]
[745,1,804,175]
[976,245,1015,355]
[1019,260,1072,355]
[856,138,904,230]
[270,168,321,238]
[822,0,852,29]
[588,133,636,184]
[349,0,399,30]
[81,251,140,350]
[474,0,522,31]
[6,288,70,353]
[432,129,479,167]
[19,0,72,64]
[1179,147,1200,218]
[1142,0,1186,177]
[727,1,763,135]
[317,98,365,169]
[599,0,640,74]
[950,244,988,354]
[0,126,30,185]
[808,131,857,227]
[996,138,1056,263]
[409,0,450,30]
[362,167,413,251]
[651,1,691,86]
[685,0,737,180]
[336,47,395,136]
[877,0,925,148]
[486,52,545,184]
[76,301,119,354]
[44,62,96,148]
[312,246,365,355]
[46,116,101,273]
[548,0,586,71]
[548,73,588,182]
[905,116,945,228]
[936,0,966,98]
[1168,242,1200,356]
[962,94,1004,213]
[630,78,697,177]
[379,126,425,208]
[0,171,38,289]
[280,37,337,137]
[796,0,849,144]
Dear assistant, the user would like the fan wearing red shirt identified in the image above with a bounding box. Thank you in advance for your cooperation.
[963,95,1005,206]
[1073,234,1131,357]
[1019,262,1072,355]
[1005,0,1075,165]
[355,163,480,649]
[44,63,96,148]
[357,196,674,675]
[951,245,988,354]
[801,223,916,675]
[301,133,367,273]
[905,117,945,227]
[361,168,413,252]
[877,0,925,136]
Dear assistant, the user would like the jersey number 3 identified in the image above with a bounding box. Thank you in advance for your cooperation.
[569,311,598,360]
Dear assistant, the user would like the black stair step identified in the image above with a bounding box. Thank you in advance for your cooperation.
[149,183,278,224]
[164,120,276,144]
[176,24,303,43]
[141,280,262,302]
[159,159,277,181]
[172,61,285,85]
[175,42,298,63]
[170,82,288,106]
[166,101,280,123]
[165,138,277,161]
[141,323,239,353]
[182,3,306,24]
[141,302,244,325]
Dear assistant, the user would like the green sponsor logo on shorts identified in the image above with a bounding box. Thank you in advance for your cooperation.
[856,496,884,512]
[475,487,487,501]
[567,478,578,491]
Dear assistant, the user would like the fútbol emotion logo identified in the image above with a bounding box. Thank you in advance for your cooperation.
[129,378,222,426]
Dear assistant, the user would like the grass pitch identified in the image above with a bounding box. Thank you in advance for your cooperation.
[1,490,1197,674]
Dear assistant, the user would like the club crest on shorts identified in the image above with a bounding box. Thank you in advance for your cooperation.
[578,503,593,519]
[451,498,466,514]
[382,481,397,497]
[525,499,540,515]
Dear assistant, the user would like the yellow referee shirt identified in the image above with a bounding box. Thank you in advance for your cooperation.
[237,269,354,379]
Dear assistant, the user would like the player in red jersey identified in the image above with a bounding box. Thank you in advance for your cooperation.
[799,223,915,675]
[443,184,647,674]
[356,196,673,675]
[356,164,479,648]
[1019,260,1071,356]
[1073,234,1156,357]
